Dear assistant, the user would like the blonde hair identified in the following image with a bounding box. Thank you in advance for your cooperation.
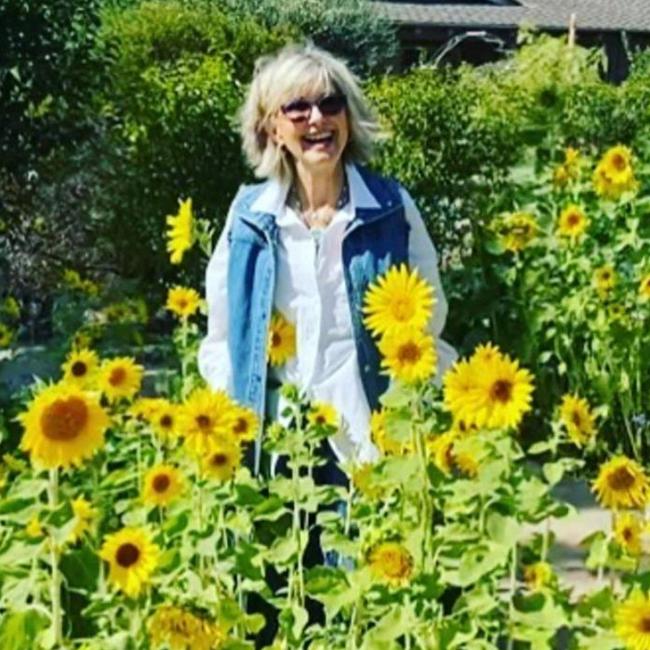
[239,41,381,183]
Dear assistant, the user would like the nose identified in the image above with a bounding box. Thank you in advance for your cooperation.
[307,104,324,125]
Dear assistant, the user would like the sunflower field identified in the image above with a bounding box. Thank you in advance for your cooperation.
[1,139,650,649]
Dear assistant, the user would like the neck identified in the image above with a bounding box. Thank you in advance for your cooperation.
[293,162,345,213]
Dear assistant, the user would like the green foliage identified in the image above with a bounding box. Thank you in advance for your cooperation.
[219,0,399,76]
[0,0,105,173]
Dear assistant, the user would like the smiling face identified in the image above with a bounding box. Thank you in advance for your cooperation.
[268,88,349,176]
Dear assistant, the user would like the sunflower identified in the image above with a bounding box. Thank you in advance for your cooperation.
[25,516,44,539]
[559,393,596,446]
[165,286,202,319]
[99,527,160,597]
[426,431,457,475]
[593,264,616,298]
[128,397,167,421]
[378,326,437,384]
[451,435,481,477]
[350,463,384,501]
[592,456,650,510]
[267,311,296,366]
[61,348,100,388]
[370,409,410,456]
[600,145,635,186]
[639,274,650,302]
[307,402,339,429]
[98,357,143,403]
[552,165,569,188]
[556,204,588,241]
[148,400,180,442]
[446,350,534,431]
[68,497,96,544]
[443,358,477,420]
[492,211,538,253]
[166,197,194,265]
[180,388,236,456]
[564,146,581,169]
[142,464,185,507]
[18,382,110,469]
[362,263,435,337]
[0,323,14,348]
[148,605,225,650]
[201,439,242,482]
[523,562,553,591]
[614,512,645,556]
[615,589,650,650]
[593,145,639,200]
[367,541,413,586]
[227,405,258,444]
[471,342,503,366]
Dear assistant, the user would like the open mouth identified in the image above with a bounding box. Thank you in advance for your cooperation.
[302,132,335,149]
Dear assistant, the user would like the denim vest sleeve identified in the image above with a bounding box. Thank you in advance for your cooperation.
[225,191,277,427]
[197,189,244,393]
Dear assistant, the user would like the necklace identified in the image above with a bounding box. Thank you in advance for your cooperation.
[287,176,350,228]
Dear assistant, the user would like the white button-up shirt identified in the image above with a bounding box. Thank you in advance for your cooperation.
[198,162,457,464]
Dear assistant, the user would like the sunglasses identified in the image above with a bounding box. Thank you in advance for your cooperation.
[279,94,347,122]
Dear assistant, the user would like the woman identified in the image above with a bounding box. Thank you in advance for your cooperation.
[197,41,457,476]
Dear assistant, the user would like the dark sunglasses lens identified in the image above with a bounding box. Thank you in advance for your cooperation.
[281,99,311,117]
[318,95,346,115]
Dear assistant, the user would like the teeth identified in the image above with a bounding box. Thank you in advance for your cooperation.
[304,133,333,142]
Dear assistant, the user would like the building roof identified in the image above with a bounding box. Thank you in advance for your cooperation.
[374,1,650,33]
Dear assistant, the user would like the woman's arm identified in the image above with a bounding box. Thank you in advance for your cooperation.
[399,186,459,382]
[197,198,238,393]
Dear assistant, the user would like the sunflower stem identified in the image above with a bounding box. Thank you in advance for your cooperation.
[291,403,305,608]
[47,468,63,646]
[506,543,517,650]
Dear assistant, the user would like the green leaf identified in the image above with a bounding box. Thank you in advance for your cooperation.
[0,498,34,516]
[59,545,100,590]
[304,566,349,595]
[361,603,415,648]
[0,609,49,650]
[486,513,521,545]
[379,382,416,408]
[455,542,510,587]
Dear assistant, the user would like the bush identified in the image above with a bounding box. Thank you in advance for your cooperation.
[220,0,400,76]
[0,0,106,174]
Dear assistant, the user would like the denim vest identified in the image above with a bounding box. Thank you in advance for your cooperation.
[226,164,409,469]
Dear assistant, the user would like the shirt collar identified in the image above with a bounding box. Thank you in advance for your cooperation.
[249,161,381,218]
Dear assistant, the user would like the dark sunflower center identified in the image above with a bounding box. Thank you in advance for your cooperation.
[572,411,582,426]
[271,332,282,347]
[612,154,626,171]
[152,474,171,493]
[490,379,513,403]
[211,453,228,467]
[71,361,88,377]
[639,616,650,633]
[116,542,140,568]
[233,418,248,434]
[316,415,326,425]
[109,367,127,386]
[159,414,173,428]
[178,299,187,309]
[391,298,413,321]
[397,342,421,364]
[196,414,211,431]
[623,527,633,541]
[41,397,88,441]
[608,466,636,491]
[567,214,580,226]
